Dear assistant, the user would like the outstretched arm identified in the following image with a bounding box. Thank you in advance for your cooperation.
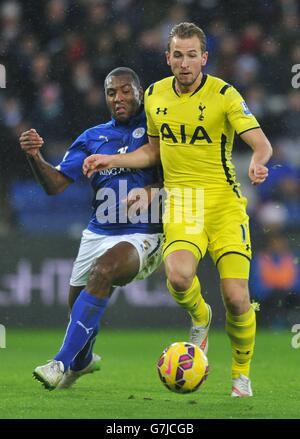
[240,128,273,185]
[19,129,73,195]
[83,137,161,178]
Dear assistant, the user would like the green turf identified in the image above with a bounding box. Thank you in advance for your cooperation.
[0,328,299,419]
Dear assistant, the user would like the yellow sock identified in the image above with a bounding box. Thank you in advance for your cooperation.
[167,276,209,326]
[226,304,256,379]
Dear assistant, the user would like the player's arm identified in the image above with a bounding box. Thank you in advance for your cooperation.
[19,129,73,195]
[240,128,273,185]
[82,136,161,178]
[224,86,273,186]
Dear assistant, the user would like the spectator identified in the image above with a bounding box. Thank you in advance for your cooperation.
[30,83,68,155]
[256,145,299,202]
[250,233,300,327]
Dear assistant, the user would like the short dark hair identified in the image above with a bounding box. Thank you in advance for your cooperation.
[104,67,141,89]
[167,22,207,53]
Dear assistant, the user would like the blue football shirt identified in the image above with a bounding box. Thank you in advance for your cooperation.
[56,108,162,235]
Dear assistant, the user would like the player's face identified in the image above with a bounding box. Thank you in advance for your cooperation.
[166,36,208,92]
[105,75,142,122]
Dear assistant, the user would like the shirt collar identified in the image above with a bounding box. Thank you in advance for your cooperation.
[172,74,208,97]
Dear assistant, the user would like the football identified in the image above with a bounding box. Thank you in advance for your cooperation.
[157,342,209,394]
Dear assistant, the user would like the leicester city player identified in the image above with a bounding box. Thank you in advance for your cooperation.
[19,67,163,390]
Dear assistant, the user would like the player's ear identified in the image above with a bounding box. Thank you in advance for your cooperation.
[139,86,143,102]
[165,51,171,66]
[201,51,208,66]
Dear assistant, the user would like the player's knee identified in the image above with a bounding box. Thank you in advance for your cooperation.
[87,258,117,297]
[167,271,194,292]
[165,251,197,292]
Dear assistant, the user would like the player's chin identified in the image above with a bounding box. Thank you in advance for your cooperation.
[178,78,195,87]
[177,73,195,85]
[114,113,131,123]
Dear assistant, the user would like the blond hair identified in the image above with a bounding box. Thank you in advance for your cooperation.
[168,22,207,53]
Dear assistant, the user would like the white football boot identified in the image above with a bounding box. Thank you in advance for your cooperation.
[33,360,64,390]
[231,374,253,397]
[57,353,101,389]
[189,304,212,355]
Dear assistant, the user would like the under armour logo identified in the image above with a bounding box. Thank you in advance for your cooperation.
[156,107,168,115]
[246,244,251,251]
[198,104,206,121]
[76,321,94,335]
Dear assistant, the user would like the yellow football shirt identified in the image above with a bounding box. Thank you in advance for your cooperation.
[144,74,260,191]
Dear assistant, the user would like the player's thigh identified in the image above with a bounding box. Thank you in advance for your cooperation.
[127,233,163,281]
[163,187,206,260]
[90,241,141,286]
[70,230,162,286]
[217,252,251,280]
[208,197,251,279]
[70,229,139,287]
[163,220,208,263]
[70,229,108,287]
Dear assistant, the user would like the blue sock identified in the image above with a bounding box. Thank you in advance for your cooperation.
[54,290,108,370]
[70,326,99,371]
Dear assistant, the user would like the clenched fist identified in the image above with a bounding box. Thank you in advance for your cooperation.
[19,128,44,157]
[248,162,269,185]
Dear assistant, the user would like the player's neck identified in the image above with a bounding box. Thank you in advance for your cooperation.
[175,72,203,94]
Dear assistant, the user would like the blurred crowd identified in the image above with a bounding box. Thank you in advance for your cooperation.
[0,0,300,324]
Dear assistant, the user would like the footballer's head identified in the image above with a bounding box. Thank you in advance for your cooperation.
[166,22,208,92]
[104,67,143,123]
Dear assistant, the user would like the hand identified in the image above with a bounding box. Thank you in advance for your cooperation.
[124,187,157,213]
[248,162,269,185]
[19,128,44,157]
[83,154,114,177]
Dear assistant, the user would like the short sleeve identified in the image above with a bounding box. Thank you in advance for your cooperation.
[144,88,159,137]
[56,131,88,181]
[224,86,260,135]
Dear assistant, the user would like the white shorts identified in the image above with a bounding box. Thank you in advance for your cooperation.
[70,229,163,287]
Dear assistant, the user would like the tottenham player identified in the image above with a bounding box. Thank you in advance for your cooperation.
[19,67,163,390]
[83,24,273,397]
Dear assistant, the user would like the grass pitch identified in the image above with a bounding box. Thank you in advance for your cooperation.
[0,328,299,419]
